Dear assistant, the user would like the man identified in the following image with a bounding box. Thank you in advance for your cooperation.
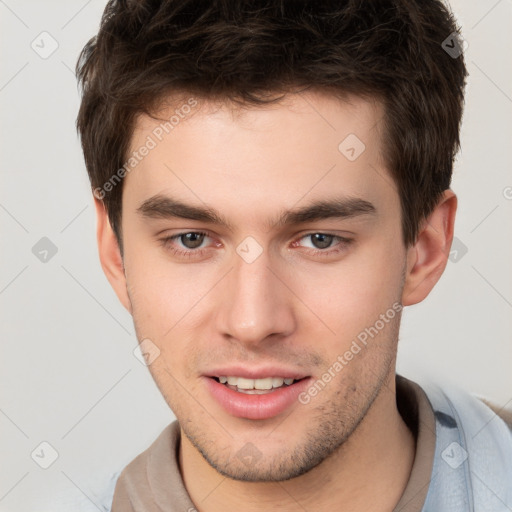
[73,0,512,510]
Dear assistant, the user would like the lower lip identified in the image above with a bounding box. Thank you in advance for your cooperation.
[204,377,312,420]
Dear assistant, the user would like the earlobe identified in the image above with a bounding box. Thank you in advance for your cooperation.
[94,197,132,314]
[401,190,457,306]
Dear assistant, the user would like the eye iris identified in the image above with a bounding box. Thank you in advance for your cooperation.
[311,233,333,249]
[181,233,205,249]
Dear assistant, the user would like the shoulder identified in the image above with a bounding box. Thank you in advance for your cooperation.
[420,378,512,446]
[48,423,179,512]
[114,421,180,485]
[476,397,512,431]
[420,378,512,507]
[46,469,121,512]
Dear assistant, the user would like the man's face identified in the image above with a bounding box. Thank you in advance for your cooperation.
[120,91,408,481]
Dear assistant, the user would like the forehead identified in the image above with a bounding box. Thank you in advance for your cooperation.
[132,90,384,156]
[123,91,396,228]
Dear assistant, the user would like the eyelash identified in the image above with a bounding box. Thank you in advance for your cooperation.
[159,231,354,259]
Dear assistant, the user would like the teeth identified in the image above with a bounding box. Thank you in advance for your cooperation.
[254,377,273,390]
[272,377,284,388]
[217,376,297,390]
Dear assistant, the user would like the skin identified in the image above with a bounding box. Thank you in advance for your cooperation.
[95,90,457,511]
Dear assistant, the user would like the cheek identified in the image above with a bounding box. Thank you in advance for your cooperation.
[124,247,217,370]
[293,242,405,340]
[127,271,203,339]
[124,238,195,316]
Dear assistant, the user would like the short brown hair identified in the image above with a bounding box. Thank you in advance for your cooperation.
[76,0,467,249]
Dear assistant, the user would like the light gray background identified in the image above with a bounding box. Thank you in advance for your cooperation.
[1,1,511,510]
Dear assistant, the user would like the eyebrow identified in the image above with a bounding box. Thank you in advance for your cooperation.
[136,194,377,231]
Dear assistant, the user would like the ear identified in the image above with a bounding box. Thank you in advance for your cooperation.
[402,190,457,306]
[94,198,132,314]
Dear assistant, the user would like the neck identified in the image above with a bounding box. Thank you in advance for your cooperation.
[179,371,415,512]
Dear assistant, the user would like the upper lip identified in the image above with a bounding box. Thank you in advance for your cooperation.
[205,366,310,380]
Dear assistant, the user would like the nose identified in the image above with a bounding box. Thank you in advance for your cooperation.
[216,247,297,347]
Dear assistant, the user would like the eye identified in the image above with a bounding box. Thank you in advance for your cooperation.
[159,231,353,260]
[174,232,208,249]
[301,233,336,250]
[292,233,354,256]
[160,231,214,258]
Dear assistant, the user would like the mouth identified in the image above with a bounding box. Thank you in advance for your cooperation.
[210,375,308,394]
[204,374,312,420]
